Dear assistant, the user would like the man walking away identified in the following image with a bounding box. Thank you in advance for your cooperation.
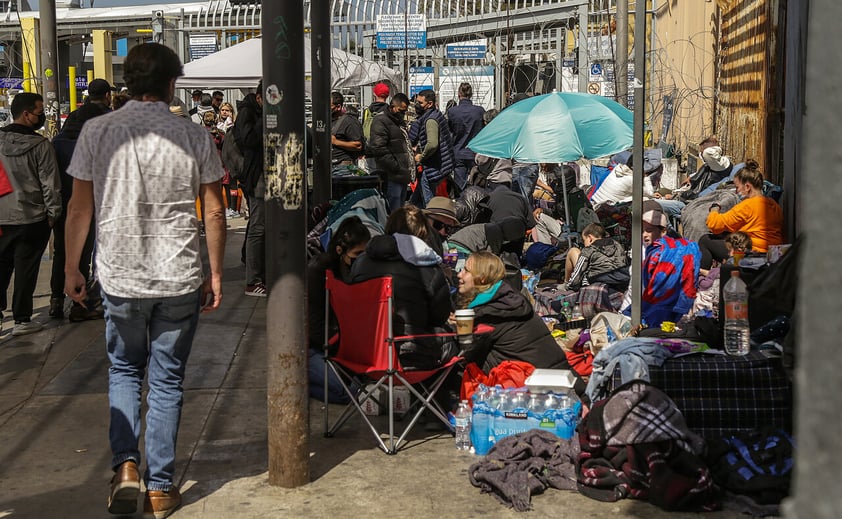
[447,82,485,192]
[409,89,455,206]
[366,93,413,213]
[235,81,267,296]
[64,43,226,519]
[0,92,61,336]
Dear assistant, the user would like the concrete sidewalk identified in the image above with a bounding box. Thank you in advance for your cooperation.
[0,220,746,519]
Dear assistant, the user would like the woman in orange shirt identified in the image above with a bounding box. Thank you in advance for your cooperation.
[699,159,783,271]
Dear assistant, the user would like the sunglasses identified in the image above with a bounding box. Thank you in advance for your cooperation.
[431,219,454,233]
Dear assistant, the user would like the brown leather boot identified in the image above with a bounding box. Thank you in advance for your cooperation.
[144,487,182,519]
[108,460,140,514]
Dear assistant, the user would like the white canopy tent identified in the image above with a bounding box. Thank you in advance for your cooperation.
[177,36,401,92]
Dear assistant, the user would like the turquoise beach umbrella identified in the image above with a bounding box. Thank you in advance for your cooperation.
[467,92,634,163]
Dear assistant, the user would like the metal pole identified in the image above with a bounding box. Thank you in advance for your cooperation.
[40,0,60,138]
[311,0,331,205]
[630,0,646,328]
[263,0,309,488]
[577,5,588,93]
[616,0,628,107]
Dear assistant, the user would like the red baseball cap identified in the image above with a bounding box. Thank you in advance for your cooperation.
[373,83,390,98]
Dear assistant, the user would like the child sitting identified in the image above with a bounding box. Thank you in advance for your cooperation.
[564,223,630,292]
[725,231,752,263]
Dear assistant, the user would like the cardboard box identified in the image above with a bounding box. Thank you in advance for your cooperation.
[358,384,412,416]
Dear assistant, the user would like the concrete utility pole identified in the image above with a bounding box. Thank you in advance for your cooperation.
[615,0,628,107]
[39,0,60,138]
[310,0,331,205]
[263,0,309,488]
[630,0,646,328]
[785,1,842,517]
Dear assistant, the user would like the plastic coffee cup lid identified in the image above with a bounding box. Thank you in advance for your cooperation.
[454,309,475,317]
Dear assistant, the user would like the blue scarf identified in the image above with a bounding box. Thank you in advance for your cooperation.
[468,280,503,309]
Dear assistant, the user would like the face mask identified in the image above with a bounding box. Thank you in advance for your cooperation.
[414,103,426,115]
[36,113,46,128]
[392,109,406,121]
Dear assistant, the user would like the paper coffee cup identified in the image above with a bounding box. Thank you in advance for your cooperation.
[454,309,475,337]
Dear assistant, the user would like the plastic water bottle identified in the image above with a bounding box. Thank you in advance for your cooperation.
[471,386,494,456]
[454,400,472,451]
[561,301,572,321]
[571,303,583,320]
[723,270,750,356]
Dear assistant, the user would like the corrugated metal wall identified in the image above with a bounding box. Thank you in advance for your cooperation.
[715,0,783,183]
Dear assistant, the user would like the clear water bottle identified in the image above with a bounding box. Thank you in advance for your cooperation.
[723,270,750,356]
[571,302,583,320]
[454,400,472,451]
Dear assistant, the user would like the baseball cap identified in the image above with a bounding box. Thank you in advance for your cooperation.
[423,197,459,226]
[373,83,390,98]
[88,78,116,97]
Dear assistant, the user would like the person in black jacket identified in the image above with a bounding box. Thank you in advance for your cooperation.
[366,93,413,213]
[234,82,266,297]
[350,205,456,370]
[49,101,109,321]
[457,251,584,393]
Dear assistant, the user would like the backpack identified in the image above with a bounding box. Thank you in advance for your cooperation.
[522,242,560,271]
[221,125,245,181]
[362,107,375,142]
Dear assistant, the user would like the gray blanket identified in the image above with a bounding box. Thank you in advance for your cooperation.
[681,190,741,242]
[469,429,580,511]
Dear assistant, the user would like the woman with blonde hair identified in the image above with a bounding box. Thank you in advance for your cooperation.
[217,101,235,132]
[457,251,583,392]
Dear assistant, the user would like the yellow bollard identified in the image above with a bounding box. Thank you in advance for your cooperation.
[68,66,77,111]
[22,61,31,92]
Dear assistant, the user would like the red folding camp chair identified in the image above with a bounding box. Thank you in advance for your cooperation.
[323,271,461,454]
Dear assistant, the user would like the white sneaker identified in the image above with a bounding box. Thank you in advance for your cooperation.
[12,320,43,336]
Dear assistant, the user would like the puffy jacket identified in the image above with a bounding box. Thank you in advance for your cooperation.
[408,108,455,183]
[366,110,413,183]
[0,124,61,225]
[566,237,629,292]
[350,233,453,364]
[234,94,263,196]
[466,281,575,375]
[454,185,490,226]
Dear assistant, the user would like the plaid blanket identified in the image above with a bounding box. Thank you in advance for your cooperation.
[532,283,622,320]
[608,351,792,439]
[470,429,579,511]
[577,381,721,511]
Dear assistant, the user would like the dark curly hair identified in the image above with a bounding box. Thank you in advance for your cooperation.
[123,43,183,100]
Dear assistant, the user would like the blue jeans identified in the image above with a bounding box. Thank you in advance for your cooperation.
[453,158,473,191]
[512,163,539,203]
[384,179,407,214]
[105,288,201,492]
[653,198,685,234]
[420,169,444,206]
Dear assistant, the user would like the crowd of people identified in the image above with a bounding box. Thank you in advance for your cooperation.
[0,59,790,516]
[310,80,788,412]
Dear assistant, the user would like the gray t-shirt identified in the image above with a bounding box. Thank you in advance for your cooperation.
[68,100,224,298]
